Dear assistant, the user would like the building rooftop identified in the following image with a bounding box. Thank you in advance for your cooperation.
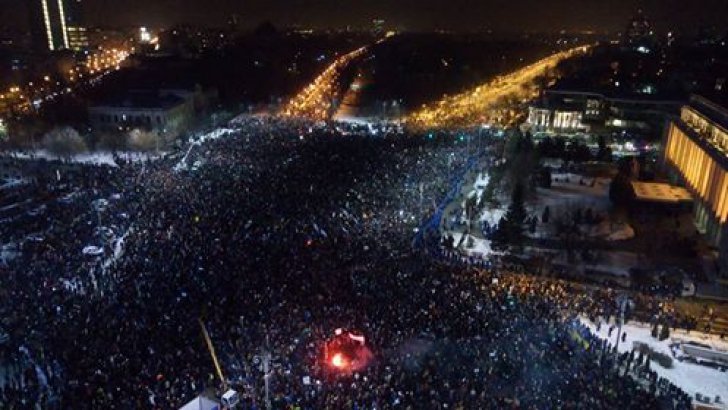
[630,181,693,204]
[91,90,186,110]
[689,94,728,131]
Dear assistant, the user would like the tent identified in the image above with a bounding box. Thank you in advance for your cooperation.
[179,395,219,410]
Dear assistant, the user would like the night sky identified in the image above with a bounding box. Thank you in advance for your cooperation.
[2,0,728,33]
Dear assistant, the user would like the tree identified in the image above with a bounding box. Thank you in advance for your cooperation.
[537,167,552,188]
[504,130,539,194]
[3,118,44,150]
[493,182,528,250]
[566,140,592,162]
[541,206,550,224]
[609,173,633,207]
[597,136,612,162]
[537,136,555,158]
[659,323,670,341]
[553,137,567,159]
[99,132,128,152]
[128,129,160,151]
[466,235,475,249]
[42,126,87,159]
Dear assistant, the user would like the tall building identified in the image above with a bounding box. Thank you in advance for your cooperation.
[663,95,728,277]
[65,0,89,51]
[28,0,87,53]
[624,9,656,52]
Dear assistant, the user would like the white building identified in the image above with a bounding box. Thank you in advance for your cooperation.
[527,105,587,133]
[89,89,196,139]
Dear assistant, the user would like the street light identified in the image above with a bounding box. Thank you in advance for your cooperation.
[614,294,633,353]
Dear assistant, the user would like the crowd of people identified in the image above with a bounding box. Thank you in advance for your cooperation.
[0,116,694,409]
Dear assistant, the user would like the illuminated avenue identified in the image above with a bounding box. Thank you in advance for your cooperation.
[282,46,368,120]
[406,46,591,128]
[2,2,728,409]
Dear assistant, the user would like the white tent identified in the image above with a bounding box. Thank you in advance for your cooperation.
[179,395,219,410]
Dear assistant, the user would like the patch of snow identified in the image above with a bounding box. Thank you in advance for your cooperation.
[449,231,503,259]
[6,151,163,167]
[0,178,30,190]
[581,317,728,402]
[478,207,506,226]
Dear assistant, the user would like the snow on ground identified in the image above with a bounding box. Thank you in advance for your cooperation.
[462,172,506,227]
[450,231,503,258]
[580,317,728,402]
[6,151,163,167]
[467,173,490,204]
[478,207,506,227]
[441,170,506,259]
[0,177,30,190]
[534,173,611,212]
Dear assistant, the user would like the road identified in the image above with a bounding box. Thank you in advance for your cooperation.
[282,46,368,120]
[406,45,591,129]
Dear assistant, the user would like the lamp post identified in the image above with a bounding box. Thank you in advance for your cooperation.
[254,334,273,410]
[615,294,632,353]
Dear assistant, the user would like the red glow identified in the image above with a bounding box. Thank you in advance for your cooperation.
[325,329,373,374]
[331,353,346,369]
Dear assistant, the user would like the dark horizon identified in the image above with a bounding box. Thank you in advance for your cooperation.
[1,0,728,35]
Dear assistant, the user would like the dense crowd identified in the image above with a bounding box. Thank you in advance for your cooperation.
[0,116,692,409]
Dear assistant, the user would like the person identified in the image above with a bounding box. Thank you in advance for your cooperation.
[0,117,694,409]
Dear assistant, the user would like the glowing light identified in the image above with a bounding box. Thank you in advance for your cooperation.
[405,45,592,129]
[331,353,346,369]
[57,0,70,49]
[282,46,368,120]
[140,27,151,43]
[41,0,54,50]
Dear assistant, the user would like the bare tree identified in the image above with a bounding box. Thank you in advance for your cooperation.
[42,126,87,160]
[98,132,129,152]
[128,129,160,152]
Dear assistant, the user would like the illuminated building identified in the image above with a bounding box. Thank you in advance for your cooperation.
[66,26,88,51]
[89,90,195,139]
[65,0,89,51]
[139,27,152,43]
[526,104,586,133]
[663,95,728,277]
[372,19,385,35]
[624,9,655,52]
[526,89,681,135]
[28,0,87,53]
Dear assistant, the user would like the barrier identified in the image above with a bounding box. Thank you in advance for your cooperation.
[414,154,480,248]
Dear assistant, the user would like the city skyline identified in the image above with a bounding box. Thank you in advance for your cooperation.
[1,0,728,407]
[2,0,728,34]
